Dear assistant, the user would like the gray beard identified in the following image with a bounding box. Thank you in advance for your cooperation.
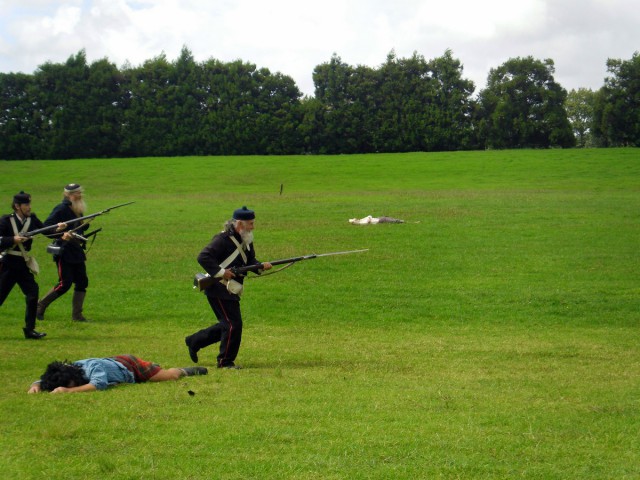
[240,230,254,245]
[71,199,86,216]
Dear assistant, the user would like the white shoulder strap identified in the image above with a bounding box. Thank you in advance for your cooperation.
[219,236,247,269]
[10,216,30,235]
[9,216,30,258]
[228,236,248,264]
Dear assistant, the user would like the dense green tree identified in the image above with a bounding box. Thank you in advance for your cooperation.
[120,53,176,156]
[298,96,328,154]
[373,51,432,152]
[83,58,127,157]
[32,50,124,159]
[0,72,41,159]
[9,47,638,159]
[592,52,640,146]
[344,65,380,153]
[312,54,359,153]
[477,56,575,148]
[253,70,304,154]
[566,88,597,147]
[312,50,476,153]
[170,47,205,155]
[196,58,302,155]
[427,50,476,150]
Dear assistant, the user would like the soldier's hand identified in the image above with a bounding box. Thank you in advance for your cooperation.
[262,262,273,271]
[62,232,73,241]
[223,269,236,280]
[55,222,67,232]
[13,235,27,244]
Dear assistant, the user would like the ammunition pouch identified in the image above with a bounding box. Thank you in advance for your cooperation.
[193,273,243,296]
[26,255,39,275]
[3,249,39,274]
[224,279,244,296]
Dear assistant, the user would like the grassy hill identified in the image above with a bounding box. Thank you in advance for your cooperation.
[1,148,639,479]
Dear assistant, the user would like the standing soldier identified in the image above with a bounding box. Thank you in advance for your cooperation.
[185,206,272,368]
[0,191,64,339]
[37,184,92,322]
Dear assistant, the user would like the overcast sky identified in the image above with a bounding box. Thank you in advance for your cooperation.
[1,0,638,97]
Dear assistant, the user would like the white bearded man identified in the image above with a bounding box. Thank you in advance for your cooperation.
[37,184,93,322]
[184,206,272,369]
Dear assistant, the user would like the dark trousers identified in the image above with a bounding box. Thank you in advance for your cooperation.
[52,258,88,295]
[188,296,243,367]
[0,259,39,330]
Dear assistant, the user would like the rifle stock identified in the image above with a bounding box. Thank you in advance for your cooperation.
[193,250,368,291]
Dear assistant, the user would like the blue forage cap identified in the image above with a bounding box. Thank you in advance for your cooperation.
[233,206,255,220]
[64,183,83,194]
[13,191,31,205]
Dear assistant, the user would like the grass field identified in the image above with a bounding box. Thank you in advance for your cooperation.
[1,149,639,479]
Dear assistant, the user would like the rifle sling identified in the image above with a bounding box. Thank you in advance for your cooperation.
[7,216,30,258]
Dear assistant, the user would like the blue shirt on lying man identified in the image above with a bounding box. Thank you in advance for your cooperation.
[28,354,208,393]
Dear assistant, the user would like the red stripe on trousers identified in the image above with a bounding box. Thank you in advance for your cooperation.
[217,298,233,363]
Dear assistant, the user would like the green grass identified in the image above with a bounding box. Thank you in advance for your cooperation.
[1,148,639,479]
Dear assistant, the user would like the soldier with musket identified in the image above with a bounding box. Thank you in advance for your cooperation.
[37,184,92,322]
[0,191,65,339]
[185,206,272,369]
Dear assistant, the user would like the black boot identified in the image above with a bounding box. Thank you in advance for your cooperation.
[180,367,208,376]
[23,328,46,339]
[72,290,89,322]
[185,336,199,363]
[37,288,60,320]
[185,324,223,363]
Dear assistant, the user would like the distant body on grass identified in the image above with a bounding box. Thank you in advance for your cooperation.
[349,215,405,225]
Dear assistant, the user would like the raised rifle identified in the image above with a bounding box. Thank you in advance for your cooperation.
[193,249,369,291]
[13,201,135,241]
[1,202,133,258]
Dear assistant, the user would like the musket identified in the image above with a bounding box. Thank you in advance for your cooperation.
[21,201,135,239]
[193,248,369,291]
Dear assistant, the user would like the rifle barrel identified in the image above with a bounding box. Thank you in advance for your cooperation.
[194,249,367,291]
[26,202,134,238]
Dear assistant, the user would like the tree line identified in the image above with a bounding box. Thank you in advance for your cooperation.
[1,47,638,159]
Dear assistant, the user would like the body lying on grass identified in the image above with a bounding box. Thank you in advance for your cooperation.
[348,215,405,224]
[27,354,207,393]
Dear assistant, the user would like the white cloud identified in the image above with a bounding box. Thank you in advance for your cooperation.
[0,0,638,96]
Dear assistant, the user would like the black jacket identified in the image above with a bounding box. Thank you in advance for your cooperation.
[44,199,88,263]
[0,212,44,262]
[197,228,261,300]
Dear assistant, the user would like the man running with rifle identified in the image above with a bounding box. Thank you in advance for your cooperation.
[185,206,272,369]
[38,183,94,322]
[0,191,66,339]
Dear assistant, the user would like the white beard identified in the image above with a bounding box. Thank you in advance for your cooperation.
[240,230,254,245]
[71,199,86,216]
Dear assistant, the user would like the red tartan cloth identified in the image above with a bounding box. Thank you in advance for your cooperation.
[111,355,161,382]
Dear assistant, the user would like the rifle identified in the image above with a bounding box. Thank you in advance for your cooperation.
[47,227,104,256]
[24,201,135,239]
[69,227,103,244]
[193,249,369,291]
[1,202,133,258]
